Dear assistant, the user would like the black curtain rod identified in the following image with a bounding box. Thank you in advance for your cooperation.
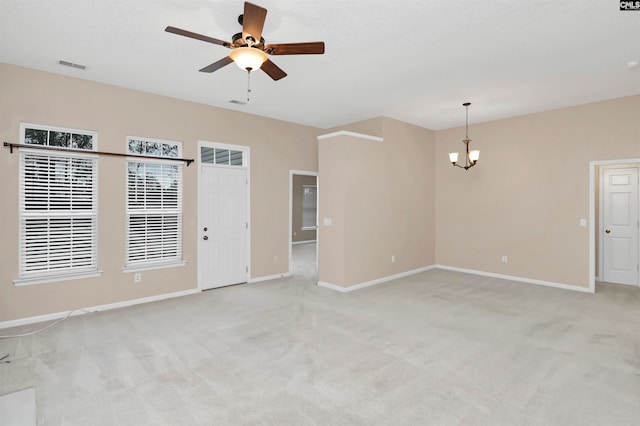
[3,142,195,166]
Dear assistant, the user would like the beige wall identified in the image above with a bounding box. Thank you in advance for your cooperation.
[0,63,318,322]
[292,174,317,242]
[318,117,436,288]
[2,61,638,322]
[435,96,640,288]
[317,137,347,285]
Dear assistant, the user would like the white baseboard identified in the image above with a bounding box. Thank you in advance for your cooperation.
[316,281,347,292]
[435,265,594,294]
[318,265,437,293]
[0,288,201,330]
[318,264,593,294]
[1,265,594,328]
[248,272,292,284]
[292,240,316,245]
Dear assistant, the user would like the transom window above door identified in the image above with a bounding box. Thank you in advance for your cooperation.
[200,147,244,167]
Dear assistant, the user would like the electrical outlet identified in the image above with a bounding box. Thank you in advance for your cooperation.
[274,255,278,263]
[391,255,396,263]
[134,273,142,283]
[501,256,508,264]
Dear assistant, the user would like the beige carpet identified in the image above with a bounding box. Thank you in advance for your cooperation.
[0,387,36,426]
[1,243,639,425]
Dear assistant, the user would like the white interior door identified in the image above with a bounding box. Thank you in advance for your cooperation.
[200,165,248,289]
[602,167,639,286]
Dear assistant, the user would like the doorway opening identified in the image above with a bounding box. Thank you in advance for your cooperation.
[289,170,318,279]
[590,158,640,290]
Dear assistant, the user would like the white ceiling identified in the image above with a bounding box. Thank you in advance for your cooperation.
[1,0,639,130]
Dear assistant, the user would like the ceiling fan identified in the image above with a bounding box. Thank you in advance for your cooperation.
[165,1,325,81]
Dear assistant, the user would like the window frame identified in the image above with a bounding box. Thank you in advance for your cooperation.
[301,184,318,231]
[15,123,100,286]
[124,136,185,272]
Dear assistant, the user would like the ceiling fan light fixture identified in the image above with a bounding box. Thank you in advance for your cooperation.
[230,47,267,72]
[166,2,324,81]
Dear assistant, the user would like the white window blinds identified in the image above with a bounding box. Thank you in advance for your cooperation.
[19,151,98,278]
[126,138,183,267]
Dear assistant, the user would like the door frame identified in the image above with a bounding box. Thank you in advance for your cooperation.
[598,163,640,286]
[589,157,640,291]
[197,140,251,290]
[289,170,318,275]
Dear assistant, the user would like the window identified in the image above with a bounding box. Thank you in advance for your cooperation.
[200,146,244,166]
[126,137,183,268]
[18,123,98,282]
[302,185,317,230]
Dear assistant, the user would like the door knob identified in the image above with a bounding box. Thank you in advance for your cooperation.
[605,229,611,234]
[203,227,208,231]
[203,235,209,240]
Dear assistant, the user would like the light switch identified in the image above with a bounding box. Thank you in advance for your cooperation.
[323,217,332,226]
[579,218,587,227]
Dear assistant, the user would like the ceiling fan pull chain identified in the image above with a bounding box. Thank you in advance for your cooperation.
[247,70,251,102]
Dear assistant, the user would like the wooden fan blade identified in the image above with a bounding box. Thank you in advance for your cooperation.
[242,2,267,43]
[199,56,234,73]
[261,59,287,81]
[165,26,230,47]
[265,42,325,55]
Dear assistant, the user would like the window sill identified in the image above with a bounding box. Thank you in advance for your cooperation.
[14,270,103,286]
[123,261,186,273]
[301,226,317,231]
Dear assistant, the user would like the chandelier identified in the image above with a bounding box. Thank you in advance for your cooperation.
[448,102,480,170]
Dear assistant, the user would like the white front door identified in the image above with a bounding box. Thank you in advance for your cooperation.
[602,167,639,286]
[200,165,248,289]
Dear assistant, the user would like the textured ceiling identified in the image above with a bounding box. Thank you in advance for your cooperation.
[1,0,639,130]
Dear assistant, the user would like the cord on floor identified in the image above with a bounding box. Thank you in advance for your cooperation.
[0,308,95,363]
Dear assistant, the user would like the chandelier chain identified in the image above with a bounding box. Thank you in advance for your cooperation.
[465,104,469,140]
